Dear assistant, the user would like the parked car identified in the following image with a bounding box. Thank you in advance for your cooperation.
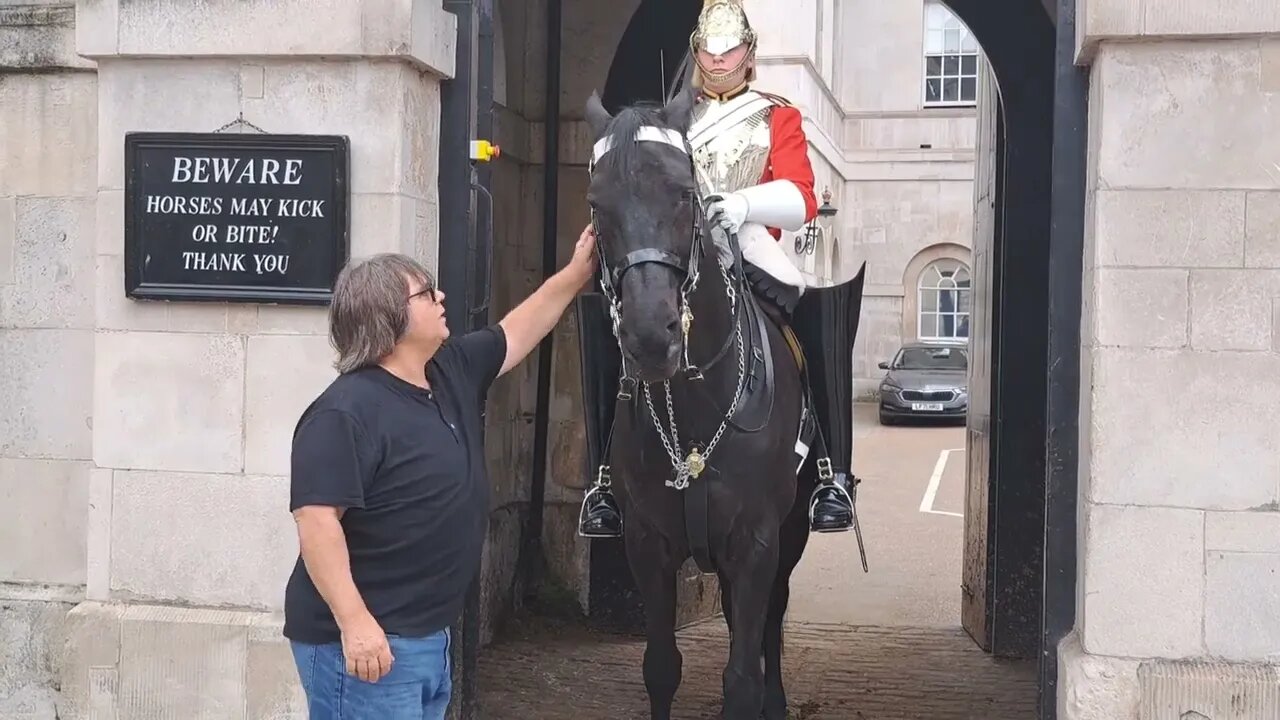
[877,342,968,425]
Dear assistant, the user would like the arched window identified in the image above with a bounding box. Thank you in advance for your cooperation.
[918,259,971,341]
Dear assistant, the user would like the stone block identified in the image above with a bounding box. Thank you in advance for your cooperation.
[78,0,454,76]
[1095,41,1280,189]
[163,302,232,334]
[55,601,122,720]
[0,459,89,586]
[94,254,167,332]
[1094,190,1245,268]
[244,335,336,476]
[95,190,124,256]
[349,193,416,258]
[0,197,95,330]
[245,614,306,719]
[96,59,242,191]
[0,72,97,198]
[243,63,405,196]
[0,4,93,71]
[110,471,296,609]
[1136,656,1280,718]
[1081,504,1204,658]
[1205,551,1280,661]
[1265,39,1280,92]
[0,329,93,460]
[1207,511,1280,554]
[1143,0,1280,36]
[0,599,72,720]
[85,468,112,601]
[1056,632,1140,720]
[0,196,13,286]
[255,306,328,336]
[93,332,245,473]
[1090,348,1280,509]
[401,76,442,202]
[1246,192,1280,268]
[116,605,250,719]
[1093,268,1188,348]
[240,63,265,99]
[1076,0,1143,56]
[1190,270,1280,351]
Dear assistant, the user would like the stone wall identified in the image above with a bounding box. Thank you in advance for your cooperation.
[0,0,463,716]
[0,4,96,717]
[1061,13,1280,717]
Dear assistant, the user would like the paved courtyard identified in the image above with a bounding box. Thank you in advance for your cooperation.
[476,404,1038,718]
[475,616,1037,719]
[790,403,968,627]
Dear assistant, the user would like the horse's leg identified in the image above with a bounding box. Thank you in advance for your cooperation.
[763,475,813,720]
[625,522,683,720]
[721,534,780,720]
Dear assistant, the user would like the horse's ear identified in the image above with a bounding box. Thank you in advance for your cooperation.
[585,91,612,138]
[663,86,695,134]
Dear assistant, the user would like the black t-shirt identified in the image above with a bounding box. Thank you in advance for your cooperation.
[282,325,507,643]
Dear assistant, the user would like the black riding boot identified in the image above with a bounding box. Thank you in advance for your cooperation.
[576,292,624,539]
[790,263,867,534]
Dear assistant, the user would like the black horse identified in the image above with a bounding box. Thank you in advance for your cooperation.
[575,86,865,720]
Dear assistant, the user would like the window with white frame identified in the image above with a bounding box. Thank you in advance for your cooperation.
[923,1,979,106]
[918,258,971,341]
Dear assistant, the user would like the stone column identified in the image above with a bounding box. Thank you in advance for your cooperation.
[55,2,456,717]
[0,4,97,717]
[1062,2,1280,716]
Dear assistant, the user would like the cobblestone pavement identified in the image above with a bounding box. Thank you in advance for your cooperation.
[475,615,1038,719]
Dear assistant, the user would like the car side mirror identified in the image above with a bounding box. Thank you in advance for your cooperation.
[878,361,889,370]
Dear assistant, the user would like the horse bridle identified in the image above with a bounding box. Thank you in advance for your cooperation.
[586,123,750,490]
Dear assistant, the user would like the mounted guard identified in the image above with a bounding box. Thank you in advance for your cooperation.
[577,0,865,541]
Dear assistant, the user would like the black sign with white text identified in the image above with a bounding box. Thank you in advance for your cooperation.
[124,132,350,304]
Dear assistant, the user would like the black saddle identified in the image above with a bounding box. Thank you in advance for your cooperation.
[695,262,806,435]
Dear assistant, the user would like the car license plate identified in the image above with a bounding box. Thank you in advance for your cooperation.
[912,402,944,412]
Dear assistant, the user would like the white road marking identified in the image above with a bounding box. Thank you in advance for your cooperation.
[920,448,965,518]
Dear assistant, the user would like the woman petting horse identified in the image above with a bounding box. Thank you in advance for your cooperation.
[578,0,859,540]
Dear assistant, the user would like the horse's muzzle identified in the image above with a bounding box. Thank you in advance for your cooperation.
[619,322,682,383]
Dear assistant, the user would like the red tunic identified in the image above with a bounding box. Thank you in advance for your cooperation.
[760,104,819,240]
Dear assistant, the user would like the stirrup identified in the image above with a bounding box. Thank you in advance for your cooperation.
[577,474,623,539]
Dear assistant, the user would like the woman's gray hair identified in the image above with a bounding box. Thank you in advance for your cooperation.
[328,253,434,373]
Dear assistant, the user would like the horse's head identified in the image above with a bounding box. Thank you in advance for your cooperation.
[585,88,699,383]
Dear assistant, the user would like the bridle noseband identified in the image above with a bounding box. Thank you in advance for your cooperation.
[586,121,750,490]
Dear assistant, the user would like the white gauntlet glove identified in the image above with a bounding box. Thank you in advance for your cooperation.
[706,193,750,234]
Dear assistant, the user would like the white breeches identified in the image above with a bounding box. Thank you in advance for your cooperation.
[711,222,807,289]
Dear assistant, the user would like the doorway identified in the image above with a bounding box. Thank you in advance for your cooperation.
[450,0,1087,716]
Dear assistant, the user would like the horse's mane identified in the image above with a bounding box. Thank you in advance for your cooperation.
[596,102,670,180]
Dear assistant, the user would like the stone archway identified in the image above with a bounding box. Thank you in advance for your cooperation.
[469,0,1086,716]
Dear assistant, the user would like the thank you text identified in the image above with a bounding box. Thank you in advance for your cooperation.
[124,133,349,304]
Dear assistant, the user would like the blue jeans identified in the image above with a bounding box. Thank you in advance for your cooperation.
[290,628,451,720]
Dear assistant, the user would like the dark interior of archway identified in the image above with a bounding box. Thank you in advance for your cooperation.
[601,0,701,112]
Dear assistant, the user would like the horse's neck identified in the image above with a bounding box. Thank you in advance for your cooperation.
[682,243,739,387]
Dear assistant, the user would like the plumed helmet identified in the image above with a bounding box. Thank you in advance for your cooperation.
[691,0,757,56]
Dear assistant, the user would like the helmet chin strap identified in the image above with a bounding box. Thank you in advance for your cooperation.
[695,52,753,99]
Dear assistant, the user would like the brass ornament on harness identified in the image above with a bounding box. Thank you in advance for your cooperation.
[685,446,707,479]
